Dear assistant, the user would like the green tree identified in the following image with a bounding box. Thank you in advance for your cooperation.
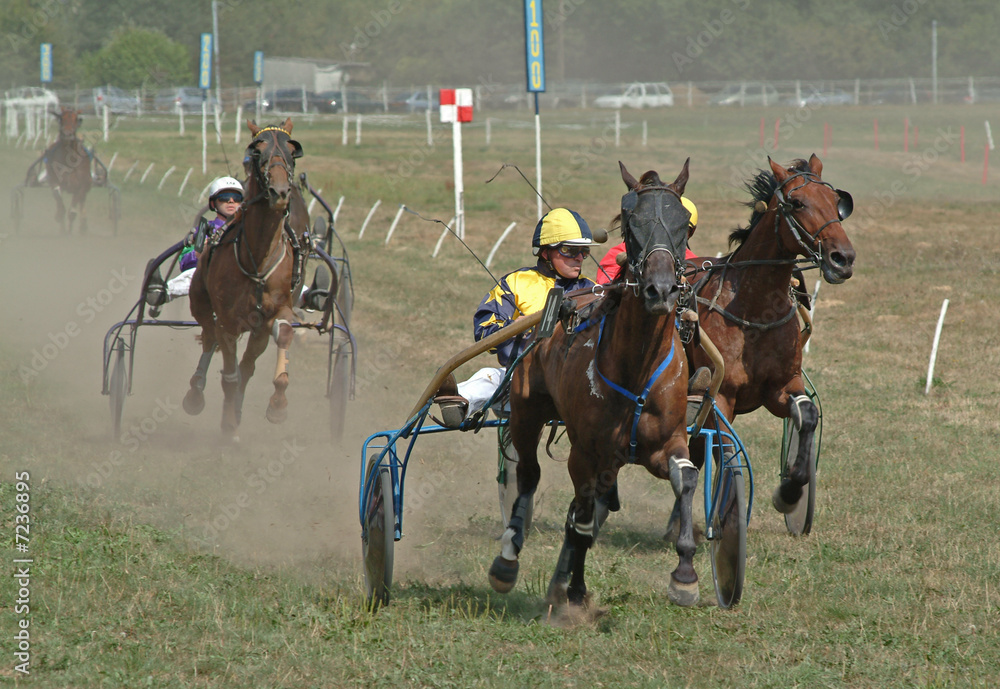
[86,26,192,89]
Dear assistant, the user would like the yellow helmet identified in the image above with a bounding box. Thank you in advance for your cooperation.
[531,208,594,256]
[681,196,698,229]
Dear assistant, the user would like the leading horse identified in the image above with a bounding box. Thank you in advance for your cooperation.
[32,107,93,233]
[684,154,855,524]
[488,160,702,607]
[185,118,308,439]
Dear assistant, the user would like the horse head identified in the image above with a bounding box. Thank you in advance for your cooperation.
[245,117,303,210]
[618,158,692,315]
[54,107,81,140]
[766,154,855,284]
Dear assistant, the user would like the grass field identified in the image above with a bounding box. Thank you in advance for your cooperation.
[1,102,999,687]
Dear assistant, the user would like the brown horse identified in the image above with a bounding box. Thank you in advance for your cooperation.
[37,107,92,233]
[184,118,307,439]
[685,154,855,522]
[488,160,702,607]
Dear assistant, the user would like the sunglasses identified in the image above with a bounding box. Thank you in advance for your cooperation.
[215,192,242,203]
[555,244,590,259]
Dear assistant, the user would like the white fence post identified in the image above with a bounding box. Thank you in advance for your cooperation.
[157,165,177,191]
[925,299,949,394]
[432,216,457,257]
[139,162,155,184]
[384,204,406,244]
[177,167,194,197]
[357,199,381,238]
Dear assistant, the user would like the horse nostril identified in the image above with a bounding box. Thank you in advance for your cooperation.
[830,251,853,268]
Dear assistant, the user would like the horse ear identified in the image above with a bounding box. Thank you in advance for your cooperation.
[672,157,690,195]
[247,120,259,136]
[808,153,823,177]
[282,117,293,134]
[619,161,639,190]
[768,156,789,183]
[287,139,303,159]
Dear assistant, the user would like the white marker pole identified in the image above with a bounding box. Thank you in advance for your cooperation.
[102,105,109,142]
[425,108,433,147]
[177,167,194,197]
[614,110,621,148]
[925,298,949,394]
[157,165,176,191]
[342,116,348,146]
[307,188,322,215]
[355,114,362,146]
[357,198,381,238]
[332,196,344,223]
[986,121,995,151]
[534,97,542,222]
[139,162,155,184]
[384,204,406,244]
[453,118,464,239]
[234,105,243,144]
[485,222,517,269]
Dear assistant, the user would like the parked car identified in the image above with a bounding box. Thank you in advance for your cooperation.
[3,86,59,109]
[243,89,343,114]
[594,82,674,109]
[391,90,440,113]
[786,87,854,108]
[154,87,218,113]
[709,82,779,106]
[93,85,140,115]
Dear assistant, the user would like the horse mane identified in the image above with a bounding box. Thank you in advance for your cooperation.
[729,158,810,248]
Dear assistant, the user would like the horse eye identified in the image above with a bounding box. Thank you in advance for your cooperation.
[790,198,805,210]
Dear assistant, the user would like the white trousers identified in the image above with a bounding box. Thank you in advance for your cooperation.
[166,267,196,299]
[456,367,506,421]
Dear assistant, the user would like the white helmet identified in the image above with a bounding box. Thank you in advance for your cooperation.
[208,176,243,199]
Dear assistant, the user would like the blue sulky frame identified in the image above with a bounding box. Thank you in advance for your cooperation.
[358,303,755,608]
[100,176,356,440]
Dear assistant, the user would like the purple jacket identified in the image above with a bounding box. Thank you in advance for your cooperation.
[179,216,226,271]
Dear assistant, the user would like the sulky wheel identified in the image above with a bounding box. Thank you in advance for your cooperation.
[108,337,128,439]
[710,461,747,610]
[780,421,818,536]
[328,343,350,442]
[497,426,533,533]
[362,456,395,609]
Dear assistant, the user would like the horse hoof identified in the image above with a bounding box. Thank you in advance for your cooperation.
[772,484,801,514]
[183,389,205,415]
[546,577,569,607]
[667,577,700,607]
[265,404,288,424]
[488,556,519,594]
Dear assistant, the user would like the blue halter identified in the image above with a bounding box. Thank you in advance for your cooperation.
[594,314,676,463]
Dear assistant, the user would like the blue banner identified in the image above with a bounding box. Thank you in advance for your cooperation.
[253,51,264,84]
[40,43,52,83]
[199,33,213,90]
[523,0,545,92]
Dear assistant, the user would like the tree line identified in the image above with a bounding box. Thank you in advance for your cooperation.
[2,0,997,91]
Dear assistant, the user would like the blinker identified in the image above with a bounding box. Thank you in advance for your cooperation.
[835,189,853,220]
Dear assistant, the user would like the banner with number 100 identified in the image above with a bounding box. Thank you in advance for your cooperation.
[523,0,545,92]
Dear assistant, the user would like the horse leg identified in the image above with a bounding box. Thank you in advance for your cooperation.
[265,316,294,424]
[562,493,598,606]
[73,189,88,234]
[488,402,545,595]
[51,187,66,233]
[666,453,701,606]
[772,393,819,513]
[216,330,242,439]
[234,326,271,425]
[185,277,217,416]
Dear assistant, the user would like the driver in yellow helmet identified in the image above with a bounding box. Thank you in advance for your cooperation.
[435,208,598,427]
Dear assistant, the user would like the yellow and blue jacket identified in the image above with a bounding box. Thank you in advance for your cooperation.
[474,260,595,366]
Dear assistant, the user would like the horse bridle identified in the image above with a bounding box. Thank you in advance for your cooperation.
[620,184,690,286]
[244,127,299,207]
[771,170,853,266]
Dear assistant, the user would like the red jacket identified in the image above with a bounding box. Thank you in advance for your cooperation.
[596,243,697,284]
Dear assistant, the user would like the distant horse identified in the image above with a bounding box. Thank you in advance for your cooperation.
[36,107,93,233]
[488,160,702,607]
[684,154,855,523]
[185,118,307,439]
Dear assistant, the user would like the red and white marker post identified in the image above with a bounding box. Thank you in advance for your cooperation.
[440,88,473,239]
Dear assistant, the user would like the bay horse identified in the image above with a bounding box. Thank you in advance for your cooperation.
[185,118,308,439]
[684,154,855,523]
[488,160,702,607]
[37,107,92,233]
